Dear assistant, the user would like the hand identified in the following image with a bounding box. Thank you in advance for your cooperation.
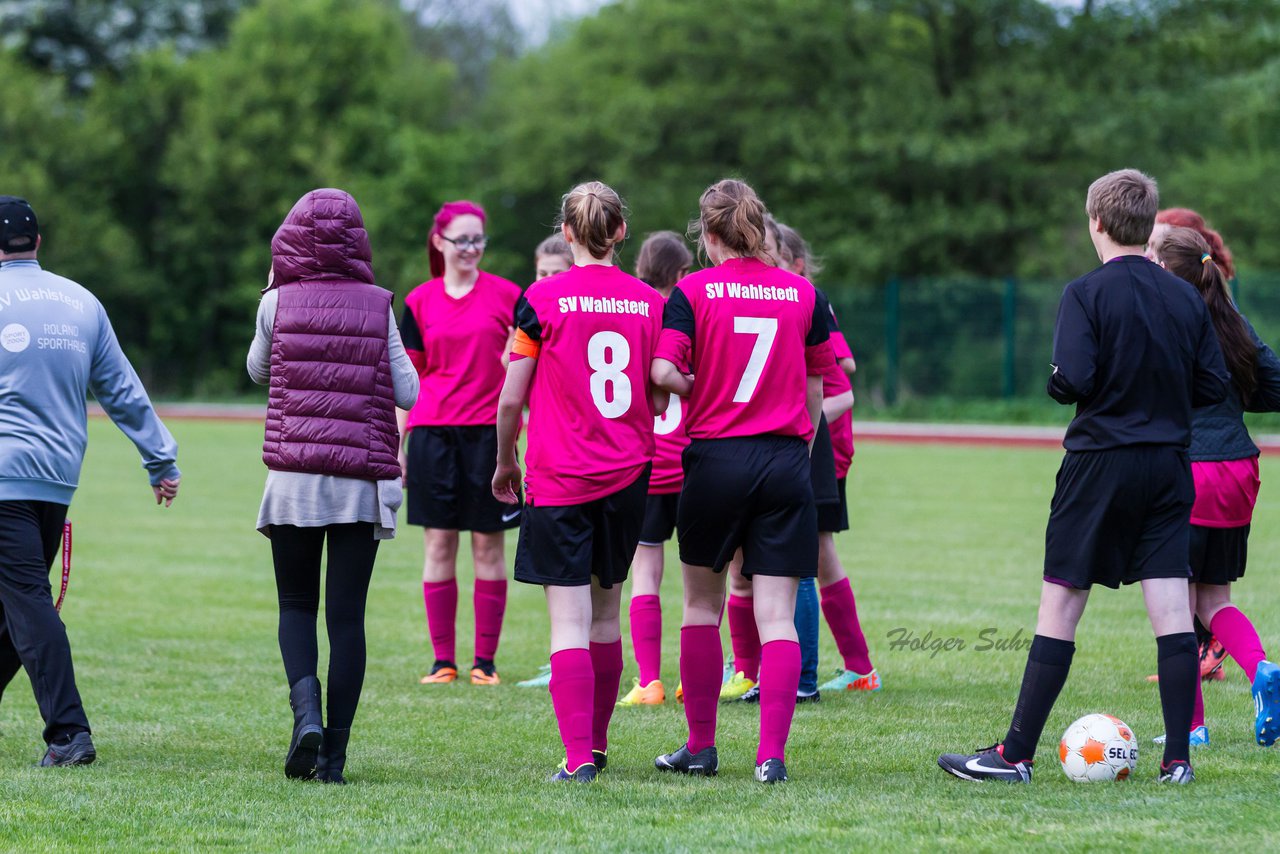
[153,477,180,507]
[492,461,522,504]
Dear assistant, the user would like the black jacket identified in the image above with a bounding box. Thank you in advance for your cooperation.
[1190,318,1280,462]
[1048,256,1230,451]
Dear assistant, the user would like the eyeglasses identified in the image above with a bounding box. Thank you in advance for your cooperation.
[440,235,487,251]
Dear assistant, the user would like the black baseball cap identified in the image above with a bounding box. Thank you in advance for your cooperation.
[0,196,39,254]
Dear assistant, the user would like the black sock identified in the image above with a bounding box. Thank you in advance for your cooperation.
[1192,615,1211,646]
[1156,632,1198,766]
[1001,635,1075,764]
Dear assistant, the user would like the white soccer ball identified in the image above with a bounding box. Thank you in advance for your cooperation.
[1059,713,1138,782]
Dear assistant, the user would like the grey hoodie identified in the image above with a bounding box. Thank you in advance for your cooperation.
[0,259,178,503]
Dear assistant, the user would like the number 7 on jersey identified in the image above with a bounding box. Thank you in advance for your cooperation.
[732,316,777,403]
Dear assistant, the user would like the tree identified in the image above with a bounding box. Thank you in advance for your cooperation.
[155,0,459,392]
[1,0,248,92]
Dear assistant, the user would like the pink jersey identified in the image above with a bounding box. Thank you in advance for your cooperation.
[401,271,522,428]
[1190,456,1260,528]
[513,265,664,506]
[828,304,854,362]
[655,257,836,442]
[650,394,690,494]
[822,357,855,479]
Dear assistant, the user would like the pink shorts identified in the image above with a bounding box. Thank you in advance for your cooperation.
[1190,456,1260,528]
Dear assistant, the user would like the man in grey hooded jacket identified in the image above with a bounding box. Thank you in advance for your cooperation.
[0,196,180,766]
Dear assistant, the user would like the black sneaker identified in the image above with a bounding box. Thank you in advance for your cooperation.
[796,690,820,704]
[550,761,598,783]
[937,743,1032,783]
[592,749,607,772]
[1157,760,1194,784]
[754,757,788,783]
[655,743,718,776]
[39,731,96,767]
[737,685,760,704]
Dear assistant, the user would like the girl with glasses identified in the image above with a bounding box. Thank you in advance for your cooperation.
[399,200,523,687]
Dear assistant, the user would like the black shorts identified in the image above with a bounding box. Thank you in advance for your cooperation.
[1189,523,1249,585]
[514,466,650,589]
[678,436,817,579]
[639,492,679,546]
[819,477,849,534]
[406,425,521,532]
[810,415,838,505]
[1043,447,1194,590]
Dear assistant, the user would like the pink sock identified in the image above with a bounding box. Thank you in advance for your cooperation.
[473,578,507,662]
[820,578,874,674]
[422,579,457,664]
[629,596,662,685]
[1192,674,1205,730]
[681,625,722,753]
[549,648,594,771]
[590,640,624,752]
[757,640,801,764]
[1210,606,1268,682]
[727,595,760,681]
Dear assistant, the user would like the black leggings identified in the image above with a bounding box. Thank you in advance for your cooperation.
[270,523,378,730]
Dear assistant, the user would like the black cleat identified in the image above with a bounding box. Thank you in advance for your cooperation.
[737,685,760,704]
[1157,760,1194,784]
[754,757,788,783]
[937,743,1032,783]
[796,690,821,704]
[592,749,607,772]
[655,743,718,776]
[39,731,96,767]
[550,761,597,783]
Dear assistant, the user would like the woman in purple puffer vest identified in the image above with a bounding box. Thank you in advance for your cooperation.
[247,189,419,783]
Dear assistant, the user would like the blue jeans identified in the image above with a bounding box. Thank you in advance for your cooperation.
[794,577,819,694]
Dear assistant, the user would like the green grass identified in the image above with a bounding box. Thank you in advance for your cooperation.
[2,420,1279,851]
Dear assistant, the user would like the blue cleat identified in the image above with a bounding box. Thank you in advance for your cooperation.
[1153,725,1209,747]
[1252,660,1280,746]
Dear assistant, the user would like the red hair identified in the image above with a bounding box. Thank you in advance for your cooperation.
[428,200,486,278]
[1155,208,1235,280]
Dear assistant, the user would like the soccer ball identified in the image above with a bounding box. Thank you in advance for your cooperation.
[1059,714,1138,782]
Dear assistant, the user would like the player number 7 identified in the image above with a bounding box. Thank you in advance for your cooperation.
[732,316,777,403]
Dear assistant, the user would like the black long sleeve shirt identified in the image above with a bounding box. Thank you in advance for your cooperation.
[1048,255,1230,452]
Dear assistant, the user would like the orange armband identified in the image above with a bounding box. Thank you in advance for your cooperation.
[512,329,541,359]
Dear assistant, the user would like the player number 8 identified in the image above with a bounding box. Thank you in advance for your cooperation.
[587,330,632,418]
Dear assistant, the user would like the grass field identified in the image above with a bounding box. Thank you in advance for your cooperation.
[2,419,1279,851]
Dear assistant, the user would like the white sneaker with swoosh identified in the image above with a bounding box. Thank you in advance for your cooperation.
[938,743,1032,783]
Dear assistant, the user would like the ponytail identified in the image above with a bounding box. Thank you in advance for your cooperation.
[559,182,626,260]
[1157,226,1256,401]
[692,179,768,261]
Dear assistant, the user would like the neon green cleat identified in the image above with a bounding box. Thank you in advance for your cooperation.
[719,671,757,702]
[517,664,552,689]
[819,668,881,692]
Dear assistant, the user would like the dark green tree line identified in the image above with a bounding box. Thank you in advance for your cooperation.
[3,0,1280,395]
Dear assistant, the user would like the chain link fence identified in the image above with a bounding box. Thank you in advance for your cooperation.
[829,272,1280,407]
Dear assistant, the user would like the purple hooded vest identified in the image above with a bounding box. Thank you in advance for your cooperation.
[262,189,401,481]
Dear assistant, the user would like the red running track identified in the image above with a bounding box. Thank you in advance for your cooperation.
[91,405,1280,452]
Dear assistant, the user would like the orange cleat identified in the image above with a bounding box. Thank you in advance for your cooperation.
[617,679,665,706]
[1146,637,1230,683]
[470,660,500,685]
[1200,637,1228,680]
[420,661,458,684]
